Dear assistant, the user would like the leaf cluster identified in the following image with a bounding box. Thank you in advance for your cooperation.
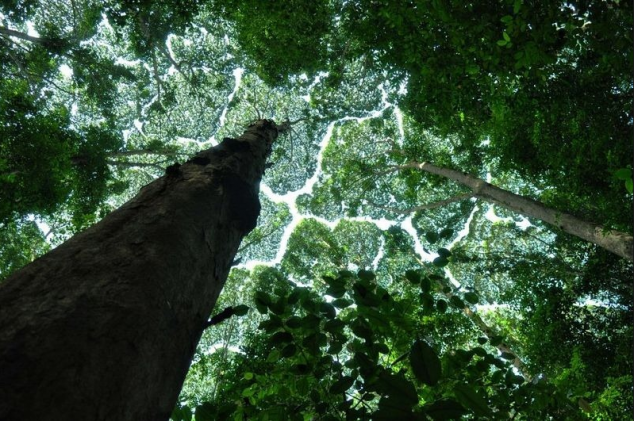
[175,269,584,420]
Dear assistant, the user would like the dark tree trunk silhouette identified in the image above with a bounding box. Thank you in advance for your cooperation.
[0,120,279,420]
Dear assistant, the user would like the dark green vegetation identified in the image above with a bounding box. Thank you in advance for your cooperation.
[1,0,632,419]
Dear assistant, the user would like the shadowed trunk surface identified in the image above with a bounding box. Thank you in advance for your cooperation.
[0,120,279,421]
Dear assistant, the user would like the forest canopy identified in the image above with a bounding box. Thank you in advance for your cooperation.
[0,0,632,419]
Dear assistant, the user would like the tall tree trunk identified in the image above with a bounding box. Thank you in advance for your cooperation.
[0,120,279,420]
[402,161,633,261]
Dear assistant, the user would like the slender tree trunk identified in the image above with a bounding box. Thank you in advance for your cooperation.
[107,149,188,158]
[105,160,165,171]
[0,120,279,420]
[403,161,633,261]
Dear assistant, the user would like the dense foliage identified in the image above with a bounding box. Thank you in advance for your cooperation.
[1,0,631,419]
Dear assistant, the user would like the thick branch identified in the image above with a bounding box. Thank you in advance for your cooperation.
[0,26,45,44]
[405,161,633,261]
[108,149,188,158]
[0,25,69,51]
[105,160,164,171]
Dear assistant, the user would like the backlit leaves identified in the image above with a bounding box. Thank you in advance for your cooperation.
[410,340,442,386]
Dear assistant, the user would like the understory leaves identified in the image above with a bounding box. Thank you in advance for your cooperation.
[453,383,492,417]
[410,340,442,386]
[181,268,575,419]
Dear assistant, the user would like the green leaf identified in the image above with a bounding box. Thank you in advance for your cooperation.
[243,372,254,380]
[626,179,633,194]
[500,15,513,24]
[324,318,346,334]
[420,276,432,293]
[472,347,487,357]
[374,396,414,419]
[303,332,327,352]
[269,299,286,315]
[439,228,454,239]
[326,284,347,298]
[352,321,374,341]
[614,168,632,180]
[285,316,302,329]
[287,288,301,305]
[432,256,449,267]
[453,384,491,417]
[295,377,310,396]
[436,299,448,313]
[241,386,255,397]
[258,316,283,333]
[324,276,346,290]
[319,302,337,318]
[254,291,271,313]
[455,349,474,362]
[449,296,465,309]
[332,298,353,308]
[322,275,337,285]
[301,314,322,329]
[255,303,268,314]
[505,369,525,385]
[426,399,467,420]
[281,344,298,358]
[171,404,193,421]
[301,298,319,313]
[292,364,310,375]
[420,292,435,315]
[262,407,288,419]
[254,290,271,305]
[405,269,421,284]
[379,372,419,406]
[232,305,249,316]
[497,39,508,46]
[475,360,489,373]
[358,269,376,281]
[425,231,439,244]
[500,352,516,360]
[329,376,354,394]
[327,341,344,354]
[491,370,504,384]
[437,248,451,258]
[463,292,479,304]
[193,402,213,421]
[489,335,504,346]
[375,342,390,354]
[410,340,442,386]
[269,331,293,345]
[477,337,488,345]
[503,32,511,42]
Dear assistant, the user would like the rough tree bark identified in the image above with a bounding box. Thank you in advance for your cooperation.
[0,120,279,420]
[401,161,634,261]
